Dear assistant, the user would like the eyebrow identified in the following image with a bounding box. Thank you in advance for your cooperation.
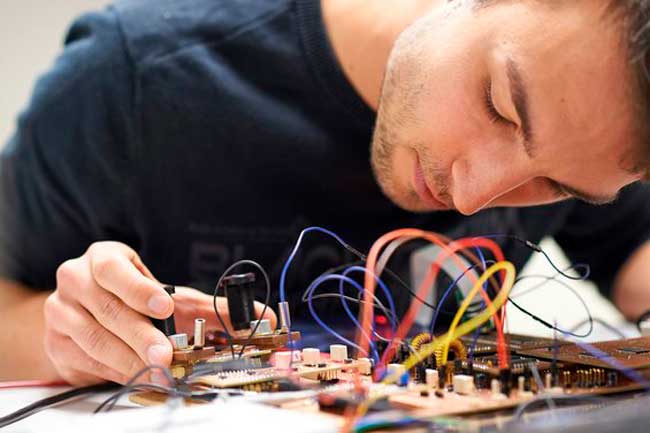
[549,179,620,205]
[505,58,535,158]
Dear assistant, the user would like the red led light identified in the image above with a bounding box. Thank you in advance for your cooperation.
[375,315,388,326]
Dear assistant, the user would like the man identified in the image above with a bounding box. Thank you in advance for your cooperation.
[1,0,650,385]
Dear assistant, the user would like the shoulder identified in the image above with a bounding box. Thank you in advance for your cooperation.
[112,0,293,65]
[26,7,132,119]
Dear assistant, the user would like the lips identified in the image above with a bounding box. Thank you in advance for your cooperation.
[413,155,449,209]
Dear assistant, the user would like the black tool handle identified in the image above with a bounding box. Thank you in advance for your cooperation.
[150,285,177,336]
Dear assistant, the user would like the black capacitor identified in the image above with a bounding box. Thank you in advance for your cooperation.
[415,363,426,383]
[438,365,447,389]
[475,373,487,390]
[150,285,177,336]
[499,368,512,396]
[222,272,257,331]
[524,369,532,392]
[607,371,618,387]
[454,359,463,375]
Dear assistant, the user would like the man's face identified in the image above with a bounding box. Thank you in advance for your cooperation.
[372,0,643,215]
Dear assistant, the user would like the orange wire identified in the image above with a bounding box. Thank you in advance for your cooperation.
[377,236,508,369]
[360,230,462,359]
[360,229,509,371]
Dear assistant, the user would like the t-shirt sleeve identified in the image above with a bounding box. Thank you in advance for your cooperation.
[554,182,650,299]
[0,7,137,289]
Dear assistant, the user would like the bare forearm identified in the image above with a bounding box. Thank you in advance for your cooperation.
[0,279,60,381]
[613,242,650,321]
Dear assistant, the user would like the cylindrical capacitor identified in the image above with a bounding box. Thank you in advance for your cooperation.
[357,358,372,375]
[250,319,272,335]
[491,378,502,396]
[518,376,525,393]
[194,318,206,349]
[274,351,293,369]
[279,301,291,333]
[425,369,439,389]
[169,333,189,350]
[302,348,321,365]
[330,344,348,362]
[222,273,257,332]
[151,285,177,336]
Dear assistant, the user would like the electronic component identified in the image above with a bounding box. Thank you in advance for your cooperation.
[168,333,189,350]
[222,273,257,335]
[278,301,291,333]
[357,357,372,375]
[329,344,348,362]
[425,369,439,389]
[302,348,321,366]
[274,351,293,370]
[150,285,177,336]
[453,375,474,395]
[193,318,206,349]
[250,319,272,335]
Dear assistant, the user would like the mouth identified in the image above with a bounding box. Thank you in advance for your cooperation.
[412,154,450,210]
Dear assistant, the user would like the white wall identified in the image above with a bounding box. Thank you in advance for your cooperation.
[0,0,109,146]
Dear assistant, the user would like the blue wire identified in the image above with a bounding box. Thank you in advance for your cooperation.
[279,226,363,303]
[340,266,398,330]
[429,261,497,335]
[306,273,380,363]
[278,227,363,358]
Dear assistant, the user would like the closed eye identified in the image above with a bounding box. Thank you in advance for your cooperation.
[485,80,509,125]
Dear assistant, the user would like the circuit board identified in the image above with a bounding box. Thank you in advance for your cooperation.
[131,330,650,423]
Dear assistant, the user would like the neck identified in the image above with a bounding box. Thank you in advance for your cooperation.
[321,0,436,110]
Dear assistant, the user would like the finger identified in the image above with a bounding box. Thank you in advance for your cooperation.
[89,244,173,319]
[47,297,150,380]
[46,331,126,385]
[78,281,173,369]
[254,300,278,330]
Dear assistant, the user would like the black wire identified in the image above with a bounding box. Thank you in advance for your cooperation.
[483,234,591,281]
[507,291,593,339]
[507,271,594,338]
[94,365,177,413]
[569,317,626,339]
[0,382,118,429]
[309,260,469,315]
[212,260,271,359]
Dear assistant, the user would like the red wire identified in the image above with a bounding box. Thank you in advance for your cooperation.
[0,380,68,389]
[378,237,508,369]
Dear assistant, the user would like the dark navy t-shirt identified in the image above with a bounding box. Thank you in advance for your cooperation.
[2,0,650,313]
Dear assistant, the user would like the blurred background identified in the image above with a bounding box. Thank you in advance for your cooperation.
[0,0,109,145]
[0,0,631,340]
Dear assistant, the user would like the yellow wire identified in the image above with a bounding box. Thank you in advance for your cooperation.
[441,260,514,364]
[385,261,515,383]
[352,262,515,423]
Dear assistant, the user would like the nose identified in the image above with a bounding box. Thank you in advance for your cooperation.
[450,158,531,216]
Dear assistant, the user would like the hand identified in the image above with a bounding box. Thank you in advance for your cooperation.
[43,241,276,385]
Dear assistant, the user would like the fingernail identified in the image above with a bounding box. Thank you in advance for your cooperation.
[148,295,171,315]
[147,344,169,365]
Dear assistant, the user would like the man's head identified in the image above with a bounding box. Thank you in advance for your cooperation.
[371,0,650,215]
